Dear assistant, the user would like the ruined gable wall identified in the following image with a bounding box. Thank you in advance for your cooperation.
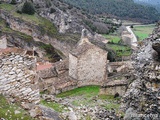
[77,47,107,86]
[0,52,40,104]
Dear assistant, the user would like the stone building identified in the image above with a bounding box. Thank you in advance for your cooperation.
[69,37,108,86]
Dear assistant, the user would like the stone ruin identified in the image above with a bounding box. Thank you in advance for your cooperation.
[37,37,109,94]
[100,80,128,96]
[69,37,108,86]
[0,48,40,104]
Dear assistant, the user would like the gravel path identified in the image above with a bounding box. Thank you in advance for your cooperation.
[126,26,138,50]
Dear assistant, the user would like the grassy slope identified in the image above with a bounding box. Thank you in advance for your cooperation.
[41,86,120,113]
[103,33,131,57]
[40,100,67,113]
[0,95,35,120]
[0,3,80,44]
[132,24,155,41]
[0,3,15,11]
[107,44,131,57]
[103,34,121,44]
[56,86,120,111]
[57,86,100,98]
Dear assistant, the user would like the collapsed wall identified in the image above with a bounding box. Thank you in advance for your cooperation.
[0,49,40,104]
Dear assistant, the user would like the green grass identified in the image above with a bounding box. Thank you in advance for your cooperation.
[0,94,35,120]
[0,3,58,37]
[0,17,34,41]
[103,34,121,44]
[13,12,58,36]
[0,3,15,11]
[102,103,120,111]
[107,44,131,57]
[13,12,41,24]
[40,100,67,113]
[98,94,120,101]
[57,86,100,107]
[56,86,100,98]
[132,24,155,41]
[56,86,121,112]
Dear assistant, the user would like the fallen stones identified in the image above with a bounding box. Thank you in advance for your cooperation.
[29,106,43,118]
[29,105,62,120]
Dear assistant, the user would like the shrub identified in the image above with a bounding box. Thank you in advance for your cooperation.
[16,10,22,14]
[10,0,17,5]
[50,8,56,13]
[22,1,35,15]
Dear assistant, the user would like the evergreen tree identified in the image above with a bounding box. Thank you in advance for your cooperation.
[22,1,35,15]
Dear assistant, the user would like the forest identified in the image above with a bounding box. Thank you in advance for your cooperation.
[62,0,160,23]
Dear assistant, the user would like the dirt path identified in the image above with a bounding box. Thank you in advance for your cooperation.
[126,26,138,50]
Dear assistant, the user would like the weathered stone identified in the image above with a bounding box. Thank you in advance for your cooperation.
[29,106,43,118]
[68,112,77,120]
[0,51,40,104]
[69,37,108,87]
[152,39,160,55]
[21,103,33,110]
[121,23,160,119]
[14,110,21,115]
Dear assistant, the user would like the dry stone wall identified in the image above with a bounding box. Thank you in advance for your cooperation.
[0,52,40,104]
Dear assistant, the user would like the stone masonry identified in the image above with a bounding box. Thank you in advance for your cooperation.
[69,38,108,86]
[0,49,40,104]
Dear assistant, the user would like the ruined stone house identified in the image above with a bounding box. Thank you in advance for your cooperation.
[69,37,108,86]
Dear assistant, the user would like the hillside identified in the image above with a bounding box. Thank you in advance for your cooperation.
[134,0,160,12]
[62,0,160,23]
[134,0,160,5]
[32,0,121,34]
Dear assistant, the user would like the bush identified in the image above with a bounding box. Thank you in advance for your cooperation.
[50,8,56,13]
[10,0,17,5]
[16,10,22,14]
[22,1,35,15]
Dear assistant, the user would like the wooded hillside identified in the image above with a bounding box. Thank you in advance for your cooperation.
[62,0,159,23]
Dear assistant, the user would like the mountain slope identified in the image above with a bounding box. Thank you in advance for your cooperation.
[62,0,160,23]
[33,0,121,34]
[134,0,160,5]
[134,0,160,12]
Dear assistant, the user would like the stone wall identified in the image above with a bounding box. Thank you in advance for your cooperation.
[69,54,78,79]
[77,48,107,86]
[100,80,128,96]
[108,61,133,73]
[0,51,40,104]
